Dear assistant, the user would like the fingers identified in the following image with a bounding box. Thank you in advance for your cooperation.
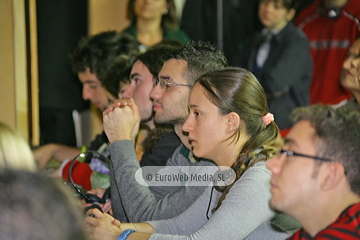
[127,98,139,116]
[86,208,104,219]
[112,219,121,227]
[85,215,100,227]
[103,98,139,142]
[103,98,135,116]
[87,188,105,198]
[102,201,112,213]
[104,213,116,222]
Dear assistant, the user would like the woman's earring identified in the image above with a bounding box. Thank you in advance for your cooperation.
[163,9,168,15]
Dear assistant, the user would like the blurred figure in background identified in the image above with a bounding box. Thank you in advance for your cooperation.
[33,31,139,172]
[236,0,312,130]
[295,0,360,105]
[123,0,190,51]
[0,122,36,171]
[340,40,360,110]
[0,169,87,240]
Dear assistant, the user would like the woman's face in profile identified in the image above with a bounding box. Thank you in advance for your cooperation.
[182,83,230,162]
[342,51,360,91]
[134,0,168,21]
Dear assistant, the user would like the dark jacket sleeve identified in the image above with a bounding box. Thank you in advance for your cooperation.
[255,23,313,96]
[140,131,181,167]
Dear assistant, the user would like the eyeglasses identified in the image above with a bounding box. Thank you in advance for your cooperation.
[153,78,193,89]
[277,149,334,164]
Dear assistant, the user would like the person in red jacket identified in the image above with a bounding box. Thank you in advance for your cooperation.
[295,0,360,105]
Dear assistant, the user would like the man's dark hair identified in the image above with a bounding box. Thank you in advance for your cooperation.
[103,41,182,99]
[70,31,139,82]
[0,169,87,239]
[260,0,299,11]
[136,41,183,81]
[102,55,132,98]
[290,105,360,195]
[171,41,228,85]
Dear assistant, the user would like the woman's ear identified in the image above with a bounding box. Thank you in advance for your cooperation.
[226,112,240,132]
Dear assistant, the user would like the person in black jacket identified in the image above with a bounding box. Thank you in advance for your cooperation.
[235,0,312,130]
[180,0,261,66]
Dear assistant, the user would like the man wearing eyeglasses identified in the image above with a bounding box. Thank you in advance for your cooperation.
[102,41,228,223]
[266,105,360,239]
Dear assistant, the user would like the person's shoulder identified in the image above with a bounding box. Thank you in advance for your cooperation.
[164,28,190,44]
[294,3,319,26]
[341,202,360,218]
[285,22,310,43]
[156,130,181,146]
[121,24,137,36]
[239,161,271,181]
[344,0,360,17]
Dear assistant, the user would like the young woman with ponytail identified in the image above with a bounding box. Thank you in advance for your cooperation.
[86,68,300,240]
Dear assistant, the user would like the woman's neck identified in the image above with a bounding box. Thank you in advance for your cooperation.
[213,133,251,168]
[136,18,163,47]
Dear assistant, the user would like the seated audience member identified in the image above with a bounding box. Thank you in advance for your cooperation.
[101,41,228,222]
[295,0,360,105]
[267,105,360,239]
[0,122,36,171]
[102,53,174,162]
[0,169,87,240]
[46,57,132,190]
[100,53,169,161]
[86,68,300,240]
[123,0,189,51]
[340,41,360,110]
[117,42,184,168]
[236,0,312,130]
[33,31,139,171]
[52,44,183,193]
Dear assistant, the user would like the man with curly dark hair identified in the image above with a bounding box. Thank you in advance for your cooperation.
[33,31,139,172]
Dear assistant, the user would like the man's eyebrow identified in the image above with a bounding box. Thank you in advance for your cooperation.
[159,76,171,80]
[83,80,98,84]
[130,73,140,79]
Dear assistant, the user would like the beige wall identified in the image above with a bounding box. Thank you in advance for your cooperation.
[0,0,29,141]
[89,0,129,34]
[0,0,16,129]
[88,0,129,139]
